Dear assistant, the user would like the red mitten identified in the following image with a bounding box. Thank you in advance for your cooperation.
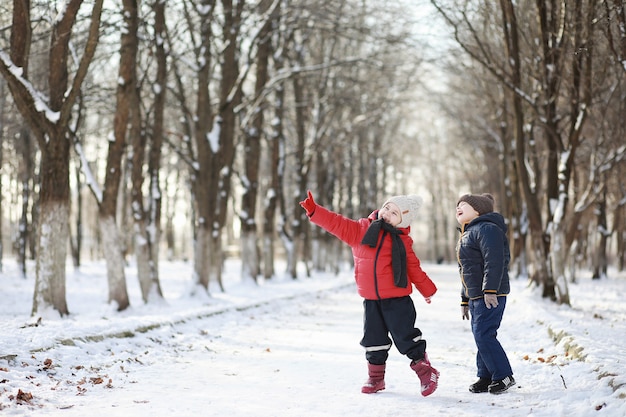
[299,190,316,216]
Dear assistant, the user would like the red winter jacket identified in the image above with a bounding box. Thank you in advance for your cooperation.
[309,205,437,301]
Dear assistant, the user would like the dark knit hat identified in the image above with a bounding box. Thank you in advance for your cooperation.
[457,193,495,215]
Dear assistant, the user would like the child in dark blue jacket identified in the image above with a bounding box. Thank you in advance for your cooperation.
[456,193,515,395]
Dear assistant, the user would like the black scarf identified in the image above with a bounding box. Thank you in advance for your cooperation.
[361,219,408,288]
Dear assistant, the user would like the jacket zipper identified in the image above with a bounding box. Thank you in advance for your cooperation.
[457,224,469,297]
[373,232,386,300]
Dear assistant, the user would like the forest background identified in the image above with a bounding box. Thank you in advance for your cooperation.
[0,0,624,317]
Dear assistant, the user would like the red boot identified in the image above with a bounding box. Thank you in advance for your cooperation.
[410,353,439,396]
[361,363,386,394]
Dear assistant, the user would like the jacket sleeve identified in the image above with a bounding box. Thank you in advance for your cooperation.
[406,245,437,298]
[308,205,366,247]
[478,223,506,294]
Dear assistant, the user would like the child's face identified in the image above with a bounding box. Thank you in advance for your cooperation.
[456,201,478,225]
[379,202,402,227]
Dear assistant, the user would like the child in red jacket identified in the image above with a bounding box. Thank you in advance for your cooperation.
[300,190,439,396]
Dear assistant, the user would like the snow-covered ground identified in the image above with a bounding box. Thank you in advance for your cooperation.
[0,258,624,416]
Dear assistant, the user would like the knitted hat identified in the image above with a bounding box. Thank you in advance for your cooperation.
[457,193,495,216]
[382,194,423,228]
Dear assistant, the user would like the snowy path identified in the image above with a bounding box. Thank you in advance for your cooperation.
[1,261,624,416]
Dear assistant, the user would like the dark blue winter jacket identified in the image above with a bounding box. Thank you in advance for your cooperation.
[456,212,510,303]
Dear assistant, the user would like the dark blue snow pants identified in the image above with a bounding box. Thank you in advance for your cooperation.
[360,296,426,365]
[469,296,513,381]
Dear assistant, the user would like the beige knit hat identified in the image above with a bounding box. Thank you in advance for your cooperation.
[457,193,495,216]
[382,194,423,228]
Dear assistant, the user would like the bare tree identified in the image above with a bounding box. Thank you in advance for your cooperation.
[238,0,279,283]
[288,0,426,276]
[137,0,169,300]
[600,0,626,272]
[0,0,105,316]
[429,0,619,304]
[0,79,4,272]
[166,0,246,293]
[73,0,143,311]
[100,0,142,310]
[603,0,626,70]
[261,8,287,280]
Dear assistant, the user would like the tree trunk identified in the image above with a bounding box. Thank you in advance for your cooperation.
[545,0,594,302]
[138,0,169,300]
[262,5,285,279]
[185,0,217,295]
[131,118,162,302]
[193,225,212,292]
[1,0,105,316]
[100,216,129,310]
[209,233,225,291]
[96,0,141,311]
[548,195,571,305]
[205,0,243,288]
[16,127,33,278]
[615,195,625,272]
[69,161,83,268]
[239,0,273,284]
[290,71,308,279]
[126,0,163,303]
[592,189,608,279]
[181,0,243,293]
[262,80,285,280]
[33,200,69,316]
[499,0,556,298]
[33,129,72,316]
[0,80,3,273]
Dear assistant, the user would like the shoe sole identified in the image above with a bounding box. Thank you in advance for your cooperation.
[361,387,385,394]
[362,384,385,394]
[489,386,513,395]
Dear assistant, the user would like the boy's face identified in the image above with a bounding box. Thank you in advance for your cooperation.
[456,201,478,225]
[379,202,402,227]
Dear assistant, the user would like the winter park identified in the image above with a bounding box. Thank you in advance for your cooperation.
[0,1,625,416]
[1,259,625,416]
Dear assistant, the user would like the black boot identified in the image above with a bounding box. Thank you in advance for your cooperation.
[488,376,515,394]
[469,377,491,393]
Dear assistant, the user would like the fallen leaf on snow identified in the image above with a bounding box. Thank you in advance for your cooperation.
[15,389,33,404]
